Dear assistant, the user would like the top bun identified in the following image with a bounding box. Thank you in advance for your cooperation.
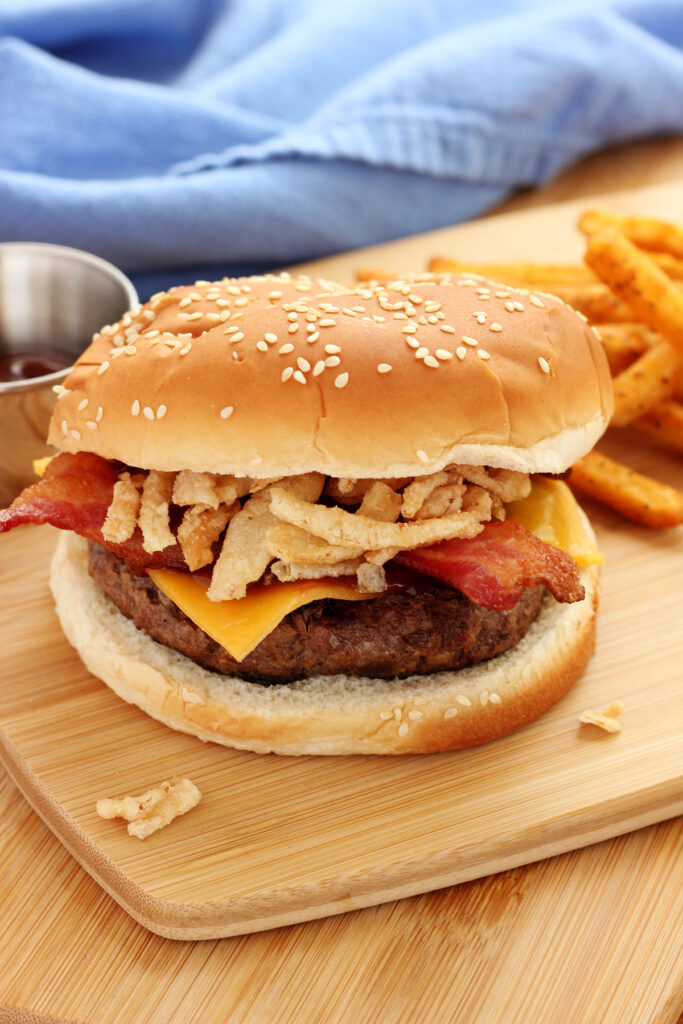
[49,271,613,478]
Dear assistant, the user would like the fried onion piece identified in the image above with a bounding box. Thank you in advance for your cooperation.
[453,466,531,503]
[208,473,324,600]
[325,477,410,505]
[177,502,239,571]
[401,471,451,518]
[139,470,176,552]
[269,487,483,550]
[266,522,364,564]
[270,558,362,581]
[172,470,220,509]
[102,472,141,544]
[357,561,387,593]
[414,482,466,520]
[358,481,402,522]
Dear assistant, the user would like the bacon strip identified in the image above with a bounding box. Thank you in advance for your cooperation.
[0,452,186,573]
[395,520,585,611]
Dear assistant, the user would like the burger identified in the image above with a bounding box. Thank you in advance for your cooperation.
[0,271,613,755]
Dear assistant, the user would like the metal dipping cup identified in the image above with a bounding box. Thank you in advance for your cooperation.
[0,243,138,506]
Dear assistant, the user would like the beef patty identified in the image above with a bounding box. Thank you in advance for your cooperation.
[88,544,545,684]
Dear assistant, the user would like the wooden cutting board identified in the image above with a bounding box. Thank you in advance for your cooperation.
[1,183,682,942]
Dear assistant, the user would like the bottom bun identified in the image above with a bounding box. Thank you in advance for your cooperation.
[51,532,600,756]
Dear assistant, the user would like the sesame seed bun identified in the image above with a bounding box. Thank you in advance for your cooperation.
[48,272,613,478]
[51,531,599,756]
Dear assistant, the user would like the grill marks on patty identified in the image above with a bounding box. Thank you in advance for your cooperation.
[88,544,545,685]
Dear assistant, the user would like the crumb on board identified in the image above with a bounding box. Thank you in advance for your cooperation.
[96,778,201,839]
[579,701,625,734]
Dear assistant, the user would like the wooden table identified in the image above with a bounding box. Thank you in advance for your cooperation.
[2,138,683,1024]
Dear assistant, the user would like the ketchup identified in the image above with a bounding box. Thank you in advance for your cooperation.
[0,348,72,382]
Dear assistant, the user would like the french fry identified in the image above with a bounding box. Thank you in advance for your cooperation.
[610,341,681,428]
[570,451,683,529]
[547,283,635,324]
[584,229,683,355]
[634,400,683,454]
[578,210,683,261]
[427,256,596,287]
[596,322,659,375]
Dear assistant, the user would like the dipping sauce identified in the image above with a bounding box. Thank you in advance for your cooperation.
[0,348,72,382]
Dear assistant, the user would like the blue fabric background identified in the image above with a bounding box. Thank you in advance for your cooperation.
[1,0,682,296]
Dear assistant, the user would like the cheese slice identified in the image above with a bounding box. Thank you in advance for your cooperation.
[506,478,603,567]
[148,569,377,662]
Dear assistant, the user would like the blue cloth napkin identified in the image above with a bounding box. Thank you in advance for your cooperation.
[1,0,683,297]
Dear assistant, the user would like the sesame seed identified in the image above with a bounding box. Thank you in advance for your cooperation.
[530,295,545,308]
[256,341,269,352]
[495,291,510,298]
[288,323,300,334]
[324,344,341,354]
[306,313,318,323]
[325,355,341,368]
[86,421,97,431]
[415,347,429,359]
[70,429,81,440]
[96,407,103,422]
[281,367,293,382]
[489,323,503,332]
[505,302,516,313]
[293,370,307,384]
[489,693,502,704]
[234,297,248,307]
[131,400,140,416]
[265,332,278,343]
[462,335,478,346]
[186,312,203,321]
[144,329,159,338]
[206,312,220,322]
[232,351,240,361]
[227,285,241,296]
[379,710,393,721]
[220,406,234,419]
[143,406,154,420]
[408,710,423,720]
[424,355,439,368]
[393,707,402,721]
[435,349,453,361]
[180,343,192,356]
[427,314,439,324]
[377,363,392,374]
[312,361,325,376]
[456,694,472,707]
[398,723,409,737]
[405,337,420,349]
[456,347,467,360]
[393,312,408,320]
[307,331,320,344]
[477,349,491,360]
[440,325,456,334]
[513,301,524,311]
[592,327,602,341]
[416,450,429,463]
[287,312,298,322]
[402,323,417,334]
[77,398,88,411]
[334,372,349,389]
[319,319,337,328]
[61,419,68,435]
[216,299,230,308]
[143,310,155,321]
[279,343,294,355]
[97,361,110,375]
[538,356,551,374]
[297,357,311,372]
[157,405,167,419]
[372,315,386,323]
[231,332,245,343]
[343,308,357,317]
[476,314,487,324]
[224,325,240,335]
[52,384,67,395]
[480,691,489,706]
[443,708,458,719]
[269,290,283,300]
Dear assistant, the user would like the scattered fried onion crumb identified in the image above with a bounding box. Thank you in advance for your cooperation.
[96,778,201,839]
[579,701,624,734]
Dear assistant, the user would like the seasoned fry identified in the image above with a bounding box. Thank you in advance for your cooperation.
[427,256,596,287]
[269,487,483,549]
[570,451,683,529]
[597,322,659,375]
[584,229,683,354]
[547,283,634,324]
[610,341,680,428]
[578,210,683,260]
[178,503,237,571]
[102,472,141,544]
[139,470,176,553]
[634,399,683,454]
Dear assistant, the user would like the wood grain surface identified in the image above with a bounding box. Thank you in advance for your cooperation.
[2,148,683,1021]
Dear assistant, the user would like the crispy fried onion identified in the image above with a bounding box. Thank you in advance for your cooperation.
[100,464,530,597]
